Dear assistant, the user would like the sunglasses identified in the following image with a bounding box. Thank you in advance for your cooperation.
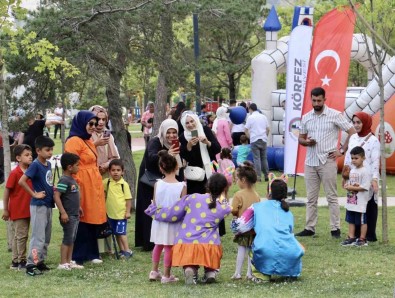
[88,121,98,127]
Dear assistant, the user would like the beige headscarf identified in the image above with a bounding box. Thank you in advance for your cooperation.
[180,112,212,180]
[89,105,119,174]
[157,119,183,169]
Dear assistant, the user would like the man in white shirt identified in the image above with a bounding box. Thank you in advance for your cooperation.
[53,102,64,139]
[296,87,355,239]
[245,103,270,182]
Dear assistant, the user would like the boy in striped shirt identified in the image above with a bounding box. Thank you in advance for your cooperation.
[54,153,84,270]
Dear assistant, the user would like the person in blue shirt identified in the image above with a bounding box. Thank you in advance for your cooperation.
[19,135,55,276]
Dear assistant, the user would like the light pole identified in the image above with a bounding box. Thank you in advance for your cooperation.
[193,13,201,114]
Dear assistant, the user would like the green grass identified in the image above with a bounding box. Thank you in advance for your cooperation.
[0,207,395,297]
[1,142,395,297]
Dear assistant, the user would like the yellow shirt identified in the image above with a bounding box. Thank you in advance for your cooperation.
[103,177,132,220]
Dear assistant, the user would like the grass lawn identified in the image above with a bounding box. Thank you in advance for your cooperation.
[1,138,395,297]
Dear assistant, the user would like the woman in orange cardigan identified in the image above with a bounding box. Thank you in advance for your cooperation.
[65,111,107,265]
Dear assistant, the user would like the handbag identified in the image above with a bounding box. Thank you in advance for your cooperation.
[96,222,112,239]
[140,170,162,188]
[184,166,206,181]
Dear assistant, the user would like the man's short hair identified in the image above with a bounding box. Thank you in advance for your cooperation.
[229,99,237,106]
[60,153,80,170]
[249,103,258,111]
[201,104,206,110]
[14,144,32,157]
[35,136,55,149]
[311,87,325,98]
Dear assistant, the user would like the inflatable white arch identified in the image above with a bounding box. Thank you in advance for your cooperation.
[251,33,394,147]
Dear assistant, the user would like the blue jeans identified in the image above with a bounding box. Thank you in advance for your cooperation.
[250,139,268,180]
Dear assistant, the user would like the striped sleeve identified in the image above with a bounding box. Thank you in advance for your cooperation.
[56,182,68,193]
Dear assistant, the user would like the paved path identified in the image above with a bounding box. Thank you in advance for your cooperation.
[2,138,395,209]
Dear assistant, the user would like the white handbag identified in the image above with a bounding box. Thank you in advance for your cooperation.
[184,166,206,181]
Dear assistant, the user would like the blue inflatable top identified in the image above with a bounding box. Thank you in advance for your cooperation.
[263,6,282,32]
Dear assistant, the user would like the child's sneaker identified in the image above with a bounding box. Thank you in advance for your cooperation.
[161,275,179,284]
[123,250,133,259]
[18,261,27,270]
[341,237,356,246]
[10,261,19,270]
[37,262,51,271]
[202,271,216,284]
[354,238,368,247]
[69,261,84,269]
[57,263,71,270]
[26,266,42,276]
[184,267,197,285]
[149,270,162,281]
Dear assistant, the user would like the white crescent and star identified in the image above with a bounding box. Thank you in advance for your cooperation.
[314,50,341,86]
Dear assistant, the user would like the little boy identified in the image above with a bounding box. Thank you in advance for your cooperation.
[236,135,251,166]
[53,153,84,270]
[2,145,33,270]
[19,136,55,276]
[103,159,133,258]
[341,146,371,247]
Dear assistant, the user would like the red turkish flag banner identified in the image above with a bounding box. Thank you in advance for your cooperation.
[295,7,356,174]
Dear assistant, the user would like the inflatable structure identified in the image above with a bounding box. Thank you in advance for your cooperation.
[251,6,395,172]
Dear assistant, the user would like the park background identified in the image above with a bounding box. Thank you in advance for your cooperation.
[0,0,395,296]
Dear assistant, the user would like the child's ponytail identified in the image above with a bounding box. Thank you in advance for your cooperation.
[206,173,228,209]
[280,198,289,212]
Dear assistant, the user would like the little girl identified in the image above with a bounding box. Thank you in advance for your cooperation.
[146,173,231,285]
[231,161,260,280]
[149,150,186,284]
[231,174,304,283]
[216,148,236,197]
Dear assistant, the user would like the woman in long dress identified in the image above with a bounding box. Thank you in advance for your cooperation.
[65,111,107,264]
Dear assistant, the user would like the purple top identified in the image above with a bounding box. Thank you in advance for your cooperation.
[145,193,231,245]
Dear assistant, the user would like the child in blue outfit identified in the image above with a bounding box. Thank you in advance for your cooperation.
[236,135,251,166]
[19,136,55,276]
[231,174,304,282]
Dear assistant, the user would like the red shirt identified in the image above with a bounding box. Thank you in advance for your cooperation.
[6,165,32,220]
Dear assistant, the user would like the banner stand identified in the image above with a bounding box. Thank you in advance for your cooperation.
[286,174,306,207]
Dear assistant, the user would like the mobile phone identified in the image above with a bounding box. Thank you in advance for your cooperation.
[103,130,111,138]
[191,130,198,137]
[171,139,180,149]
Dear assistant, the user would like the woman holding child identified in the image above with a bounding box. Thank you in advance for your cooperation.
[343,112,380,242]
[65,111,107,264]
[135,119,183,251]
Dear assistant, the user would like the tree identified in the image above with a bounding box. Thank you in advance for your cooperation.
[347,0,395,244]
[197,0,264,100]
[0,1,79,183]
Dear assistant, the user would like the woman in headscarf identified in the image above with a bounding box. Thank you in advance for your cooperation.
[65,111,107,264]
[89,105,120,176]
[135,119,183,251]
[343,111,380,242]
[179,112,226,235]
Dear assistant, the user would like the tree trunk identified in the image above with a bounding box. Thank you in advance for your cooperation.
[106,52,137,208]
[228,73,236,100]
[152,9,173,136]
[0,57,11,182]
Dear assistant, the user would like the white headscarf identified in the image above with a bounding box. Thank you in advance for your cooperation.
[216,106,228,120]
[157,119,178,149]
[180,111,212,179]
[157,119,182,169]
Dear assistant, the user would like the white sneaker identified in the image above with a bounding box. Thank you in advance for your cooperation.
[69,261,84,269]
[57,263,71,270]
[91,259,103,264]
